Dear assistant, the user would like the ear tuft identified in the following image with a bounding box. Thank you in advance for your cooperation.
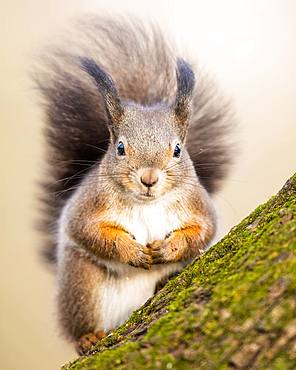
[80,58,124,125]
[174,58,196,130]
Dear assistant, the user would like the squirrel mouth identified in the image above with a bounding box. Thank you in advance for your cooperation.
[145,188,155,197]
[138,190,156,200]
[143,192,154,198]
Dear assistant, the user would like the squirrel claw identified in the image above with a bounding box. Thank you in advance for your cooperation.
[149,240,166,264]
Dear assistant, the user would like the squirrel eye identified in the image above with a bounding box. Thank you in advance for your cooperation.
[117,141,125,156]
[173,143,181,158]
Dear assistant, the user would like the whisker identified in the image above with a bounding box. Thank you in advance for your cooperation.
[58,159,99,165]
[57,167,96,185]
[84,143,108,153]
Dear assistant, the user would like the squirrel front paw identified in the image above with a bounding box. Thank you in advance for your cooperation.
[116,233,152,269]
[127,243,152,270]
[150,229,204,264]
[150,237,184,264]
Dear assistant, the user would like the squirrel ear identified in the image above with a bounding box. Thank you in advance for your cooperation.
[174,58,196,135]
[80,58,124,129]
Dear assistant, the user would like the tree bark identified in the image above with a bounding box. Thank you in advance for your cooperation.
[63,174,296,370]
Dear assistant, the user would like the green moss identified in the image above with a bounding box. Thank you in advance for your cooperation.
[63,174,296,369]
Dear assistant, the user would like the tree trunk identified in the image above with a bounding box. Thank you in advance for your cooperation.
[63,174,296,370]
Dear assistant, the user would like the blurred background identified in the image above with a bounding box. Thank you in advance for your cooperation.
[0,0,295,369]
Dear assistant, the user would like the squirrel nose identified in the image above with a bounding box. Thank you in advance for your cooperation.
[140,168,159,188]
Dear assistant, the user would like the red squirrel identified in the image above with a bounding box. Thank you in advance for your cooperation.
[35,16,234,354]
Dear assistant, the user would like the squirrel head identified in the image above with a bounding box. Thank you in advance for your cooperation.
[81,58,196,201]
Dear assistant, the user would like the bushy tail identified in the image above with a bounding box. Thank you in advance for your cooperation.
[34,16,235,264]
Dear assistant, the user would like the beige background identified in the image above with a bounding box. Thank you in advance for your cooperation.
[0,1,295,369]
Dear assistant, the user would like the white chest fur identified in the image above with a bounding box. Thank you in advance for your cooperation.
[96,197,187,332]
[110,198,183,245]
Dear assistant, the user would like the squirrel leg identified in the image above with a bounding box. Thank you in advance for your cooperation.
[150,224,205,264]
[57,246,106,353]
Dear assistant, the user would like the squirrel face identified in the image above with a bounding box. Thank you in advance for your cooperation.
[103,104,195,201]
[80,57,196,201]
